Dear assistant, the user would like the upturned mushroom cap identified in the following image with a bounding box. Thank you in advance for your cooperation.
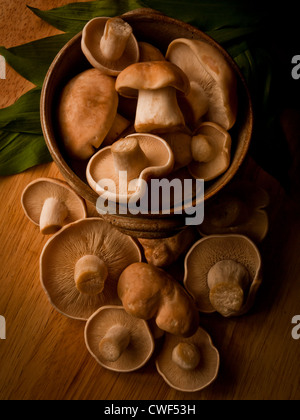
[58,68,118,160]
[84,305,154,372]
[156,327,220,392]
[81,17,139,76]
[40,218,142,320]
[86,133,174,203]
[183,234,262,316]
[21,178,87,235]
[166,38,238,130]
[188,122,232,181]
[198,181,270,243]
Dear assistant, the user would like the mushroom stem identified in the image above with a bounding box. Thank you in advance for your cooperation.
[111,137,149,182]
[135,87,185,133]
[172,342,201,370]
[191,134,214,163]
[100,17,132,61]
[99,324,131,362]
[39,197,68,235]
[74,255,108,296]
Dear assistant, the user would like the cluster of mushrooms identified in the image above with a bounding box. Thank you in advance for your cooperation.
[21,175,269,392]
[58,16,239,201]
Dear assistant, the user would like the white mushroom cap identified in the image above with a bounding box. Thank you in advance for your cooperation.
[21,178,87,235]
[81,17,139,76]
[40,218,142,320]
[85,305,155,372]
[166,38,238,130]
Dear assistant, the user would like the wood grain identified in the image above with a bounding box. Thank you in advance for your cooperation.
[0,0,300,401]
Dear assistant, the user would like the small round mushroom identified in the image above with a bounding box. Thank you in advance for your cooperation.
[188,122,232,181]
[138,42,165,62]
[81,17,139,76]
[160,129,193,171]
[85,306,155,372]
[40,218,142,320]
[156,327,220,392]
[86,133,174,203]
[58,69,118,160]
[198,181,270,243]
[184,234,262,317]
[115,61,190,133]
[166,38,238,130]
[21,178,87,235]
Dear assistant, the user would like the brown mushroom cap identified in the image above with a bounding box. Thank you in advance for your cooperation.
[166,38,238,130]
[160,130,193,171]
[86,133,174,203]
[84,305,154,372]
[188,122,232,181]
[21,178,87,235]
[183,234,262,316]
[58,68,118,160]
[198,181,270,243]
[156,327,220,392]
[40,218,142,320]
[81,17,139,76]
[138,42,165,62]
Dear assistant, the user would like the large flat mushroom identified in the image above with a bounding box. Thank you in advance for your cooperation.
[85,305,154,372]
[81,17,139,77]
[166,38,238,130]
[40,218,142,320]
[21,178,87,235]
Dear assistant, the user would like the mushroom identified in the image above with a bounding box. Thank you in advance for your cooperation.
[188,122,232,181]
[160,129,193,171]
[138,42,165,62]
[115,61,190,133]
[166,38,238,130]
[58,68,118,160]
[21,178,87,235]
[84,306,154,372]
[138,226,197,268]
[118,262,199,337]
[198,181,270,243]
[156,327,220,392]
[184,234,262,317]
[81,17,139,76]
[86,133,174,203]
[40,218,142,320]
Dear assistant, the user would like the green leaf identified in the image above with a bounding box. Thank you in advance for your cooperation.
[0,33,76,87]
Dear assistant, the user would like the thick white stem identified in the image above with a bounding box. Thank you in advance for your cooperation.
[100,18,132,61]
[39,197,68,235]
[74,255,108,295]
[98,325,131,362]
[135,87,185,133]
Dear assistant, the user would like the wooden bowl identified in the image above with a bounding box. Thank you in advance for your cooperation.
[41,8,253,239]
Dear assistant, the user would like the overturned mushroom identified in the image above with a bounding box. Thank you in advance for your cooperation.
[86,133,174,203]
[198,181,270,243]
[81,17,139,76]
[116,61,190,133]
[188,122,232,181]
[21,178,87,235]
[118,262,199,337]
[85,306,154,372]
[58,69,118,159]
[40,218,142,320]
[166,38,238,130]
[184,234,262,317]
[156,327,220,392]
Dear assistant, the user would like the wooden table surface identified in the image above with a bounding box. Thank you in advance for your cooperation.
[0,0,300,401]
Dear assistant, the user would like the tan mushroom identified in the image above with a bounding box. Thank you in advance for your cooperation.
[118,262,199,337]
[81,17,139,76]
[156,327,220,392]
[115,61,190,133]
[21,178,87,235]
[40,218,142,320]
[188,122,231,181]
[84,306,154,372]
[86,133,174,203]
[160,129,193,171]
[184,234,262,317]
[166,38,238,130]
[58,68,118,159]
[138,42,165,62]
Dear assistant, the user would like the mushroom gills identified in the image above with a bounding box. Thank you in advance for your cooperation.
[39,197,68,235]
[74,255,108,295]
[100,18,133,61]
[98,324,131,362]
